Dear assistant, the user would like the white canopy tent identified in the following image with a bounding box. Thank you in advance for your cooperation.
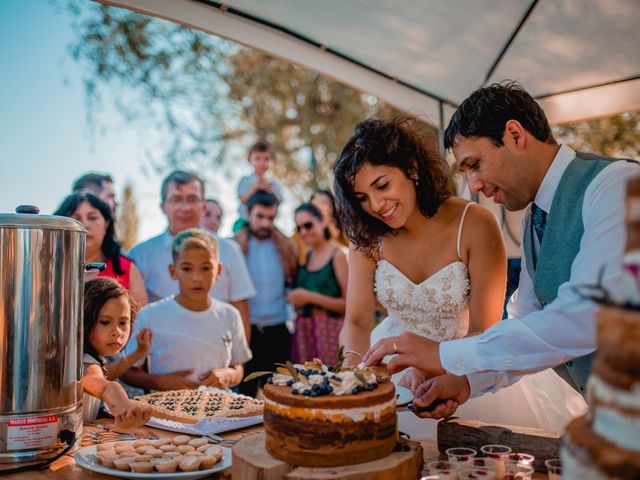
[100,0,640,129]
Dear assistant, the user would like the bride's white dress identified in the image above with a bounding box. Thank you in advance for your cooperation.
[371,204,587,438]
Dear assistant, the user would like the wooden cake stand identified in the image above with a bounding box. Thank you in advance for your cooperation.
[232,433,423,480]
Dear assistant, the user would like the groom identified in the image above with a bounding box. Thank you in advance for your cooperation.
[364,81,638,418]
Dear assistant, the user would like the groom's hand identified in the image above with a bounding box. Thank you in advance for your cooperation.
[412,374,471,419]
[363,332,446,377]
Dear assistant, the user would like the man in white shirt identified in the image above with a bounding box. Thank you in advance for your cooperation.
[364,82,638,417]
[129,171,255,336]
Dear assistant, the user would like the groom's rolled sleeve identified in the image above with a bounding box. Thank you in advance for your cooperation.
[467,371,522,398]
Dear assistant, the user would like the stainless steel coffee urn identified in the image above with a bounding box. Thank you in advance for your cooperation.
[0,206,101,465]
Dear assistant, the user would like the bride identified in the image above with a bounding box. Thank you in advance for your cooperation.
[333,117,586,436]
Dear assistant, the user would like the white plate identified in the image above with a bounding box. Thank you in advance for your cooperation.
[395,385,413,407]
[74,441,231,479]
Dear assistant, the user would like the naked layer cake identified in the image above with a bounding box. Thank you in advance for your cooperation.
[562,307,640,479]
[561,174,640,479]
[262,361,397,467]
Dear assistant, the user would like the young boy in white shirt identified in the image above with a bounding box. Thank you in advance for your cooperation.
[122,228,252,391]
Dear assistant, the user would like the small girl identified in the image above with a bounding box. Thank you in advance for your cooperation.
[83,278,152,429]
[288,203,348,364]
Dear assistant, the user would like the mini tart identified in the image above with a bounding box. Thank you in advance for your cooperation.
[154,458,178,473]
[176,445,195,454]
[97,452,117,468]
[113,457,134,471]
[172,435,190,446]
[179,456,201,472]
[188,437,208,448]
[130,461,154,473]
[204,445,223,460]
[563,416,640,479]
[200,454,219,469]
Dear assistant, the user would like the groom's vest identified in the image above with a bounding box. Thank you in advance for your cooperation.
[522,152,620,395]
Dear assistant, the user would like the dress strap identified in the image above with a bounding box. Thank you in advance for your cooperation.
[377,240,383,261]
[456,202,473,260]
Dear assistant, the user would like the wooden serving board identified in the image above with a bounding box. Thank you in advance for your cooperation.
[438,418,562,472]
[232,433,423,480]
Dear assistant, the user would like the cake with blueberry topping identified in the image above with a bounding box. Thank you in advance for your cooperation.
[262,360,397,467]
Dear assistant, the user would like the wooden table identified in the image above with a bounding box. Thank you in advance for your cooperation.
[0,418,262,479]
[0,420,546,479]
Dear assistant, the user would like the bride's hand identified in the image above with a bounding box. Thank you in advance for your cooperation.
[363,332,445,377]
[398,368,429,393]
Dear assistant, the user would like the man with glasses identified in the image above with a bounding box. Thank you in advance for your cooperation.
[234,190,298,397]
[128,171,206,303]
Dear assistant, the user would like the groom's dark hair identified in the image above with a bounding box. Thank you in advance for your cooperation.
[334,116,451,257]
[444,81,557,150]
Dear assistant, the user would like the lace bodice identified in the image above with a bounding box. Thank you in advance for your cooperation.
[374,259,470,342]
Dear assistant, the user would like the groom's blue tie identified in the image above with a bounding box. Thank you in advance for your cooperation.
[531,203,547,244]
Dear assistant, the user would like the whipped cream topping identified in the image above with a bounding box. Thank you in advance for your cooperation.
[271,363,378,396]
[264,397,395,422]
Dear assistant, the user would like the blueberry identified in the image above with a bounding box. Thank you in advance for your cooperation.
[286,379,294,386]
[327,386,333,393]
[320,371,327,376]
[292,389,299,395]
[351,387,360,395]
[303,390,311,396]
[267,376,273,384]
[310,391,318,397]
[327,366,334,372]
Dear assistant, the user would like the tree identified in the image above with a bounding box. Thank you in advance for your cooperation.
[553,112,640,159]
[117,181,139,251]
[66,2,422,200]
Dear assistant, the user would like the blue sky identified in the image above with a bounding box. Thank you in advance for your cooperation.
[0,0,265,239]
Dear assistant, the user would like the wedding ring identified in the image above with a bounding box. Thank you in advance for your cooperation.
[393,342,398,354]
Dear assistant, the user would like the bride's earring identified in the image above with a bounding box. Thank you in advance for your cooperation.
[412,174,419,187]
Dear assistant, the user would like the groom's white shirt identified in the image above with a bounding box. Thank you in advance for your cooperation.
[439,145,639,397]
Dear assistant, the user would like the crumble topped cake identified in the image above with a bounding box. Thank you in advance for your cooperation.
[262,359,397,467]
[134,389,263,424]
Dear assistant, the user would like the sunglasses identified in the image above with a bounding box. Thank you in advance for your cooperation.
[296,220,318,233]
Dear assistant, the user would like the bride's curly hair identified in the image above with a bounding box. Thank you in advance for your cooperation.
[333,116,451,257]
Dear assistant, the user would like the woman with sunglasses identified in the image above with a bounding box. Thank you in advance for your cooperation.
[287,203,348,364]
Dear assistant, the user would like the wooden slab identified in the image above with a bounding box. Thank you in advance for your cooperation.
[438,418,562,472]
[232,432,423,480]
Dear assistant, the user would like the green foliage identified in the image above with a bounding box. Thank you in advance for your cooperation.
[553,112,640,159]
[66,3,409,197]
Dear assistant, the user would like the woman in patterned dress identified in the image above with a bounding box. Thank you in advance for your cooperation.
[288,203,348,364]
